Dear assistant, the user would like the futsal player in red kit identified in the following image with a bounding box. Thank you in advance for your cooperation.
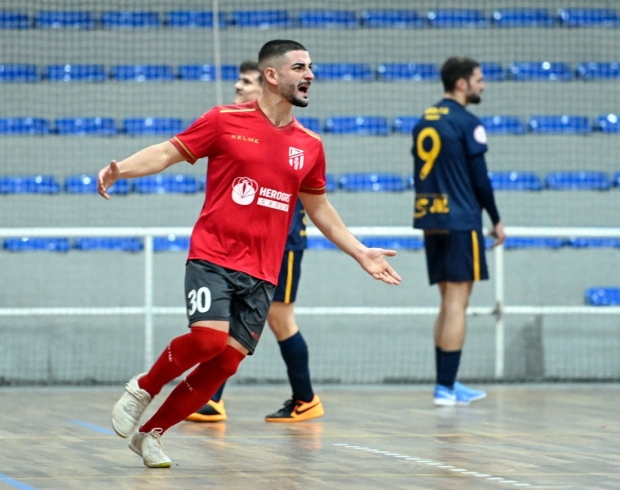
[97,40,401,468]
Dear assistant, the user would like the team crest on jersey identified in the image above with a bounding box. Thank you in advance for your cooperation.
[289,147,304,170]
[231,177,258,205]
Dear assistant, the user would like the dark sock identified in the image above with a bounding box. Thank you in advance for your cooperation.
[437,349,461,390]
[279,331,314,403]
[211,382,226,403]
[435,345,442,380]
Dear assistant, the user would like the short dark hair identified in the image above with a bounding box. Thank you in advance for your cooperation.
[239,60,262,82]
[258,39,307,70]
[440,56,480,93]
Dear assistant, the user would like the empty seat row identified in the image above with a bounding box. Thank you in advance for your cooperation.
[1,9,618,29]
[1,171,619,195]
[2,115,620,136]
[3,62,620,83]
[3,236,620,254]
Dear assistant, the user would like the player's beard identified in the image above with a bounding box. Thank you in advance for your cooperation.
[284,83,309,107]
[466,84,482,104]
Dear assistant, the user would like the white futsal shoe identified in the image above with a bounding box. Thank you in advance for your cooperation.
[129,428,172,468]
[111,373,151,438]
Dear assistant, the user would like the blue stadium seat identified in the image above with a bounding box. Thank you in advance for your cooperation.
[568,238,620,248]
[296,117,321,134]
[231,10,292,28]
[360,237,424,250]
[427,9,488,28]
[614,172,620,187]
[0,175,60,194]
[596,114,620,133]
[178,64,238,81]
[393,116,419,134]
[307,237,338,250]
[3,237,70,252]
[298,10,358,28]
[338,173,405,192]
[35,11,94,29]
[488,171,543,191]
[133,174,198,194]
[480,116,526,135]
[545,171,611,191]
[165,11,227,28]
[405,173,414,189]
[479,62,506,81]
[111,65,174,81]
[325,174,337,193]
[503,237,566,250]
[558,9,619,27]
[74,237,144,252]
[0,12,30,29]
[0,118,50,135]
[154,235,190,252]
[312,63,373,81]
[46,64,106,82]
[528,115,591,134]
[575,62,620,80]
[101,11,161,28]
[55,118,117,136]
[65,174,130,195]
[124,118,185,136]
[584,287,620,306]
[491,9,555,27]
[75,237,143,252]
[509,62,573,81]
[325,116,389,135]
[198,174,207,190]
[0,64,39,82]
[360,10,425,28]
[376,63,439,81]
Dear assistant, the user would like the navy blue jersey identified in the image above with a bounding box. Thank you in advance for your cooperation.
[286,198,307,251]
[412,98,498,230]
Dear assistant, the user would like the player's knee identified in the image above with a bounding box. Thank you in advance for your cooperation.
[190,326,228,358]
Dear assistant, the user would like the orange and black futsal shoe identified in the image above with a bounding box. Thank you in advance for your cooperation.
[265,395,324,423]
[185,399,227,423]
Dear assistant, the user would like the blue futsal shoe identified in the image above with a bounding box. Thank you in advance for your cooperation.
[433,384,457,406]
[454,382,487,403]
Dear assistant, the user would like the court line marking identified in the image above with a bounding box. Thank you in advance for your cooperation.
[67,419,115,435]
[0,472,36,490]
[333,443,572,488]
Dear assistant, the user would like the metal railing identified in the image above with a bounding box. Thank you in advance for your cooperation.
[1,226,619,378]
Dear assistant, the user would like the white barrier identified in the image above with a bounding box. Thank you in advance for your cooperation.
[1,226,619,378]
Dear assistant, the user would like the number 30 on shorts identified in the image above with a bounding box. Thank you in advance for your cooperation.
[187,287,211,315]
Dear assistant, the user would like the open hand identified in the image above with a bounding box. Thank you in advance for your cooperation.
[97,160,121,200]
[358,248,402,285]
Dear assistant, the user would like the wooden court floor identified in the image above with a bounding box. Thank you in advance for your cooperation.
[0,384,618,489]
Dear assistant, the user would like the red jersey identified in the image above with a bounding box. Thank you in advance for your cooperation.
[170,100,326,284]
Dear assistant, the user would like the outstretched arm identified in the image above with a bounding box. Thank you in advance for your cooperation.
[299,192,402,285]
[97,141,186,199]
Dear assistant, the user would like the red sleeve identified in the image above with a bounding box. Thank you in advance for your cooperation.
[169,107,220,164]
[300,143,327,195]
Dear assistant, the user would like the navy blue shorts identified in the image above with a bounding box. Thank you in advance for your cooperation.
[273,250,304,303]
[423,229,488,285]
[184,260,275,355]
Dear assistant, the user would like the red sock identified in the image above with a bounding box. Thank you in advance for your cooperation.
[138,327,229,397]
[141,345,245,434]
